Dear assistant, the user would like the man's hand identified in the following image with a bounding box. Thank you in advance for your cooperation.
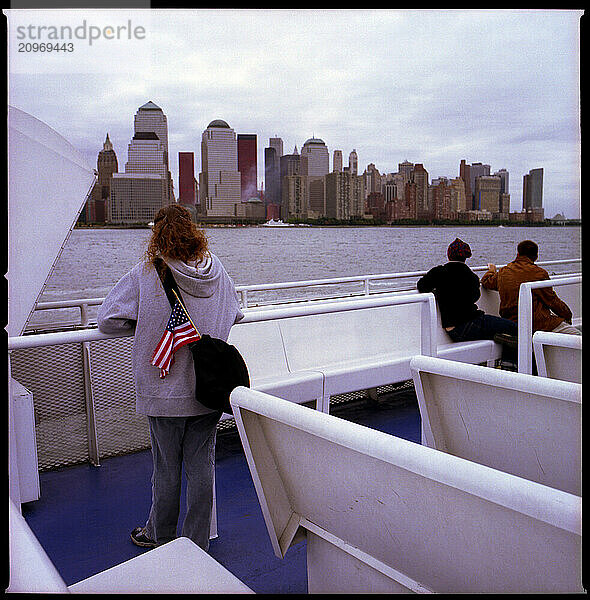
[487,263,497,273]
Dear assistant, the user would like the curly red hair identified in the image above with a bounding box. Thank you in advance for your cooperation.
[146,204,209,265]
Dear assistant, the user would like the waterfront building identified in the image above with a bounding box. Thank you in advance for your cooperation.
[450,177,468,214]
[299,137,328,217]
[365,191,387,221]
[469,162,491,209]
[383,180,396,204]
[348,149,358,175]
[126,102,175,202]
[333,150,343,173]
[398,160,414,183]
[199,119,242,218]
[84,133,118,223]
[264,137,283,208]
[459,159,491,210]
[269,137,283,158]
[494,168,509,195]
[500,193,511,216]
[300,137,329,177]
[279,148,301,219]
[282,174,308,220]
[132,100,169,167]
[325,170,365,220]
[109,101,174,223]
[459,159,471,208]
[523,167,544,221]
[178,152,197,208]
[238,134,258,202]
[411,163,430,220]
[474,175,502,214]
[430,179,452,221]
[364,163,382,197]
[110,173,168,223]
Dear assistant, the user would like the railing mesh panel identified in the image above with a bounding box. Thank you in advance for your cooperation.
[10,339,417,470]
[89,338,150,459]
[10,344,89,471]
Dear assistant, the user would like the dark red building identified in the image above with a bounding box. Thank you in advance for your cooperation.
[237,134,257,202]
[178,152,196,206]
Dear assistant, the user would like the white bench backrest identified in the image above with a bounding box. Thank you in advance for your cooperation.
[549,278,582,322]
[230,387,582,594]
[410,355,582,496]
[8,498,70,593]
[228,320,290,378]
[279,303,423,371]
[533,331,582,383]
[518,276,582,373]
[476,285,501,316]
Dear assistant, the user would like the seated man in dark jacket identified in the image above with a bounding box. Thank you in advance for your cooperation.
[417,238,517,343]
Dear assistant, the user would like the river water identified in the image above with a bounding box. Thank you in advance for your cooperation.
[31,225,581,329]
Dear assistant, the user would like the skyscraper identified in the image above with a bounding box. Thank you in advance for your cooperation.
[474,175,502,214]
[132,100,169,167]
[110,101,174,223]
[85,133,118,223]
[459,159,471,207]
[264,137,283,209]
[523,168,544,221]
[237,134,258,202]
[349,149,358,175]
[199,119,242,218]
[300,137,329,177]
[411,163,430,219]
[279,148,301,219]
[469,162,491,210]
[269,137,283,157]
[178,152,196,207]
[300,137,329,216]
[333,150,343,172]
[325,170,365,219]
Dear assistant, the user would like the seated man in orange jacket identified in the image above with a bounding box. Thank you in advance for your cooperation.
[481,239,579,335]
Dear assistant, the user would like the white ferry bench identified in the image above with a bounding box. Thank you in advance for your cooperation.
[517,275,581,374]
[434,285,503,366]
[230,386,583,594]
[227,319,324,413]
[275,293,437,412]
[410,355,582,496]
[8,498,253,594]
[533,330,582,383]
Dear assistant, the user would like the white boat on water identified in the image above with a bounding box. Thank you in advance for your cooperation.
[261,218,295,227]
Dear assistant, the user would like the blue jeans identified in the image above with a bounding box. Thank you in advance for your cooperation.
[144,411,220,550]
[447,313,517,343]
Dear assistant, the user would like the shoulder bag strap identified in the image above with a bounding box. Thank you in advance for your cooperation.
[153,257,182,309]
[153,257,201,337]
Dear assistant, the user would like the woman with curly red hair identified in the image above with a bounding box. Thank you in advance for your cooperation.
[98,204,243,550]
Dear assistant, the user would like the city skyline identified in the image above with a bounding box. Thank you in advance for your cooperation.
[5,9,582,218]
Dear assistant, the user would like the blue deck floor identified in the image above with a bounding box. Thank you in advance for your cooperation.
[21,391,421,593]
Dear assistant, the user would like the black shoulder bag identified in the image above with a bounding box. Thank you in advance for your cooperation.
[154,257,250,414]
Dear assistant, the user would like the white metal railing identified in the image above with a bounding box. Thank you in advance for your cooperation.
[517,276,582,374]
[30,259,581,329]
[10,292,437,354]
[8,293,437,471]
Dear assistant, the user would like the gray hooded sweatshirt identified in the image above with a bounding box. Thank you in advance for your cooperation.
[97,253,244,416]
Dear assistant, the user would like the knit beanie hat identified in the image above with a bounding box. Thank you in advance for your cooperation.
[447,238,472,261]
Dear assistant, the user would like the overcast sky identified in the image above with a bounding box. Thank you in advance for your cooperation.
[6,8,583,218]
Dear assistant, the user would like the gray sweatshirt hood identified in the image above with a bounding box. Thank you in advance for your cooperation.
[165,253,223,298]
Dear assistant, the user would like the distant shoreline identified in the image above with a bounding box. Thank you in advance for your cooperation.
[75,220,581,229]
